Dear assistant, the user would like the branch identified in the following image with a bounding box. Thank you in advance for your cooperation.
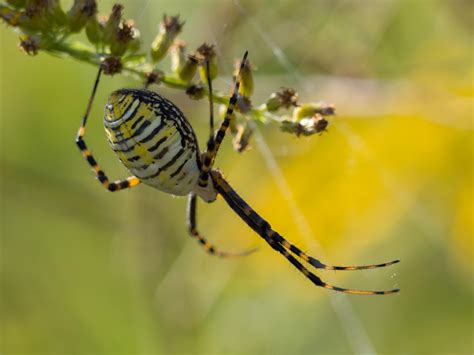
[1,0,335,151]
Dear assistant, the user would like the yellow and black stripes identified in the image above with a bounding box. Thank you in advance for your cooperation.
[198,51,249,188]
[103,88,202,196]
[187,193,257,257]
[210,169,399,295]
[75,66,141,192]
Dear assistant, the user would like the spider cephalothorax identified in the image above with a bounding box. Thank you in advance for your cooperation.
[76,51,400,295]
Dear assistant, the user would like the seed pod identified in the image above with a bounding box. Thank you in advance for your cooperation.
[170,40,186,73]
[265,93,281,112]
[265,87,298,112]
[150,14,184,63]
[293,102,335,121]
[195,43,218,83]
[103,3,122,45]
[67,0,97,32]
[179,54,198,83]
[234,58,254,98]
[85,14,104,44]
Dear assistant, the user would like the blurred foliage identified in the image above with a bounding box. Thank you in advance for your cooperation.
[1,0,473,354]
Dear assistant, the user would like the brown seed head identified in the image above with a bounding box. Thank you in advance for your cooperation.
[314,114,328,133]
[109,3,122,22]
[185,84,205,100]
[101,55,122,75]
[19,35,39,55]
[195,43,216,64]
[162,14,184,35]
[277,87,299,108]
[116,19,135,42]
[145,69,164,88]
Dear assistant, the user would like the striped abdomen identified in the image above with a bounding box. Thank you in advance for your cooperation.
[104,88,201,196]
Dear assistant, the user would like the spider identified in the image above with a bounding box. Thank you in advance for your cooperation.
[75,51,400,295]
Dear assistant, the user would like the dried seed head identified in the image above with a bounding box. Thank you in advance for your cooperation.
[196,43,218,82]
[266,88,299,112]
[161,14,184,35]
[314,115,329,133]
[116,19,134,42]
[277,87,299,108]
[195,43,216,63]
[101,55,122,75]
[109,3,122,23]
[110,19,138,55]
[185,84,205,100]
[145,69,164,88]
[19,35,39,55]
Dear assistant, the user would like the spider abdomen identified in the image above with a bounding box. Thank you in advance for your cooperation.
[104,88,201,196]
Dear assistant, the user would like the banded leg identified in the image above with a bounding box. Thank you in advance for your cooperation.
[198,51,249,188]
[210,170,400,295]
[75,66,141,192]
[187,193,257,257]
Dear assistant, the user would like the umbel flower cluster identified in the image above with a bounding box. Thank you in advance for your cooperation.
[1,0,336,150]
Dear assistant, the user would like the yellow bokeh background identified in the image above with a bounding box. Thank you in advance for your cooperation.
[1,0,472,354]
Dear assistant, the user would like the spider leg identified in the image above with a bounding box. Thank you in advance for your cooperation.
[187,193,258,257]
[75,66,141,192]
[198,51,249,188]
[210,170,399,295]
[205,59,215,140]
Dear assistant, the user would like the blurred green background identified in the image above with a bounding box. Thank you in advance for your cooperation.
[1,0,473,354]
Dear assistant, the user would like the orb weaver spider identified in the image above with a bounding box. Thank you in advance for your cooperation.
[75,51,399,295]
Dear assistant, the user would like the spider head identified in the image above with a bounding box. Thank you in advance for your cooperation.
[194,174,218,203]
[104,89,139,123]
